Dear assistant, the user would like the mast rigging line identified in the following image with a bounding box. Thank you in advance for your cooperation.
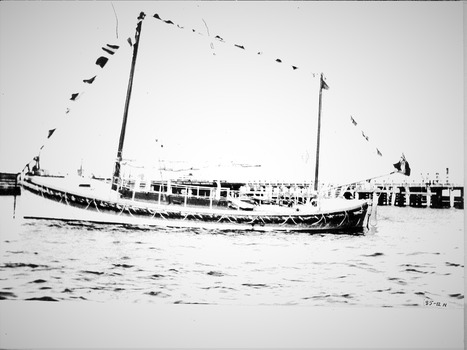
[323,170,399,195]
[110,2,119,39]
[201,18,215,55]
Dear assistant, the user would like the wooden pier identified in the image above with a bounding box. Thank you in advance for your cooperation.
[0,172,20,195]
[1,171,463,209]
[345,183,464,209]
[239,180,464,210]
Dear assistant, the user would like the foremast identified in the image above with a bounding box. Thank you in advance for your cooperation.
[111,12,146,191]
[314,73,329,192]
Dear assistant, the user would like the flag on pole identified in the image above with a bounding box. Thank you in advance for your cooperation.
[393,154,411,176]
[321,75,329,90]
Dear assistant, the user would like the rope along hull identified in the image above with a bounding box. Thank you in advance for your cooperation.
[20,177,370,233]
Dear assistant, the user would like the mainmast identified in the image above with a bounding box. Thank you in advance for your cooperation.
[111,12,146,191]
[314,73,329,192]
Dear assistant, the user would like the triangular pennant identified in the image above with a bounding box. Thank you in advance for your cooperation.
[164,19,174,25]
[70,93,79,101]
[95,56,109,68]
[153,13,162,20]
[276,59,282,63]
[83,76,97,84]
[321,76,329,90]
[376,148,382,156]
[102,47,115,55]
[235,44,245,50]
[350,116,357,126]
[393,155,411,176]
[47,128,56,138]
[292,66,298,70]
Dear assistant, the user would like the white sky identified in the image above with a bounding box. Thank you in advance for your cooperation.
[0,1,464,185]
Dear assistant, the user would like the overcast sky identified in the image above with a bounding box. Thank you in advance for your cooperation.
[0,1,463,185]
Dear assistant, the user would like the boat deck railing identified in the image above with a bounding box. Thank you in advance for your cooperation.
[118,178,326,207]
[121,178,236,197]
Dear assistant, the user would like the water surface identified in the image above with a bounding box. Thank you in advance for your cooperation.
[0,196,463,307]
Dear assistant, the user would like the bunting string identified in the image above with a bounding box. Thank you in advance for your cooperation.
[23,10,410,186]
[151,12,324,80]
[151,11,410,184]
[22,39,122,174]
[347,114,411,177]
[348,114,385,158]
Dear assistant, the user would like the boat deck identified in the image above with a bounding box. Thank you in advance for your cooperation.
[24,175,369,216]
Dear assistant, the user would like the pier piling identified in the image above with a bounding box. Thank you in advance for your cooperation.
[0,172,20,195]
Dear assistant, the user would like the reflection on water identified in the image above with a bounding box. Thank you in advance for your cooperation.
[0,196,463,307]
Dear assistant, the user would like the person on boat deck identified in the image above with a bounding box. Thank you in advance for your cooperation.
[215,180,221,200]
[31,156,41,174]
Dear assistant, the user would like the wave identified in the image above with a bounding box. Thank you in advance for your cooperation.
[25,296,58,302]
[0,291,17,300]
[80,270,105,275]
[207,271,224,277]
[362,252,384,257]
[1,263,49,269]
